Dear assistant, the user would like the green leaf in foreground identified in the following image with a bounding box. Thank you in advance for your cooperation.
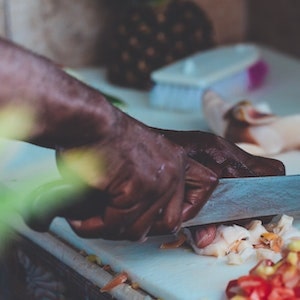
[0,106,102,253]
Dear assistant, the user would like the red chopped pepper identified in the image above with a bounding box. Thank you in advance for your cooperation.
[226,241,300,299]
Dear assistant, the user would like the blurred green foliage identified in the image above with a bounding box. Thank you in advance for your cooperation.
[0,107,91,253]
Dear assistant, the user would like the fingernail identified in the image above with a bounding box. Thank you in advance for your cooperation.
[69,220,82,228]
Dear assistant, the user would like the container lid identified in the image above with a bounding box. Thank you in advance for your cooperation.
[151,44,260,87]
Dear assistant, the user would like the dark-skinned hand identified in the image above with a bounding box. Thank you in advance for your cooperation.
[157,129,285,247]
[28,115,219,241]
[28,127,284,242]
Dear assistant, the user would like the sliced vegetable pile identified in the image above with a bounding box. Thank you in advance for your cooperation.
[226,239,300,300]
[183,215,300,265]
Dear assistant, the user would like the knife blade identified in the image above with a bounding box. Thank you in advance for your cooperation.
[182,174,300,227]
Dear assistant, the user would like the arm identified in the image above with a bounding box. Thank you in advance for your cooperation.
[0,37,218,241]
[0,37,118,148]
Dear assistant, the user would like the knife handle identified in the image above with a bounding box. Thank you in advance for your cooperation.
[24,179,110,232]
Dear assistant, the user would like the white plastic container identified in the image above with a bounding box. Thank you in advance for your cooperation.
[149,44,264,111]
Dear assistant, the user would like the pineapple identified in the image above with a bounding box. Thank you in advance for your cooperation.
[104,0,215,90]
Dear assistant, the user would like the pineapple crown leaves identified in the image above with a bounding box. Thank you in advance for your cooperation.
[105,0,215,90]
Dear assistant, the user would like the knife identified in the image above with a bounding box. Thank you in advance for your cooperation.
[182,174,300,227]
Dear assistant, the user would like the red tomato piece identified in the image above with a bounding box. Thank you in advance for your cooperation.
[268,287,296,300]
[238,275,271,298]
[226,279,241,299]
[226,241,300,299]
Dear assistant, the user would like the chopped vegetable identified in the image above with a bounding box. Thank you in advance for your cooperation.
[160,230,187,249]
[185,215,300,265]
[259,232,283,253]
[86,254,102,265]
[100,272,128,293]
[226,239,300,299]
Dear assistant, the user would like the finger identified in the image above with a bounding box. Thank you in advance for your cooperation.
[122,174,183,240]
[217,152,285,178]
[241,155,285,177]
[67,216,105,238]
[214,136,285,177]
[92,200,157,240]
[182,158,218,222]
[149,173,185,236]
[160,129,285,178]
[68,191,166,240]
[216,158,261,178]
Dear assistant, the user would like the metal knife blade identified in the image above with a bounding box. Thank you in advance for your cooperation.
[182,175,300,227]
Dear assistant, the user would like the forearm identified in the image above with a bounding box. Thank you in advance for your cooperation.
[0,38,119,148]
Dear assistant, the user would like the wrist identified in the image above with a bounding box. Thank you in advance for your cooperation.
[40,82,122,148]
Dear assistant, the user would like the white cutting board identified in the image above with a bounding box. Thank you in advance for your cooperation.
[2,45,300,300]
[51,218,267,300]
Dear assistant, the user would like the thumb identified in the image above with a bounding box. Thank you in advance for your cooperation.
[23,180,84,232]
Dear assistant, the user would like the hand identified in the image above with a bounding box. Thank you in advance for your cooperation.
[155,129,285,178]
[29,115,218,241]
[0,38,218,241]
[26,123,284,243]
[156,129,285,248]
